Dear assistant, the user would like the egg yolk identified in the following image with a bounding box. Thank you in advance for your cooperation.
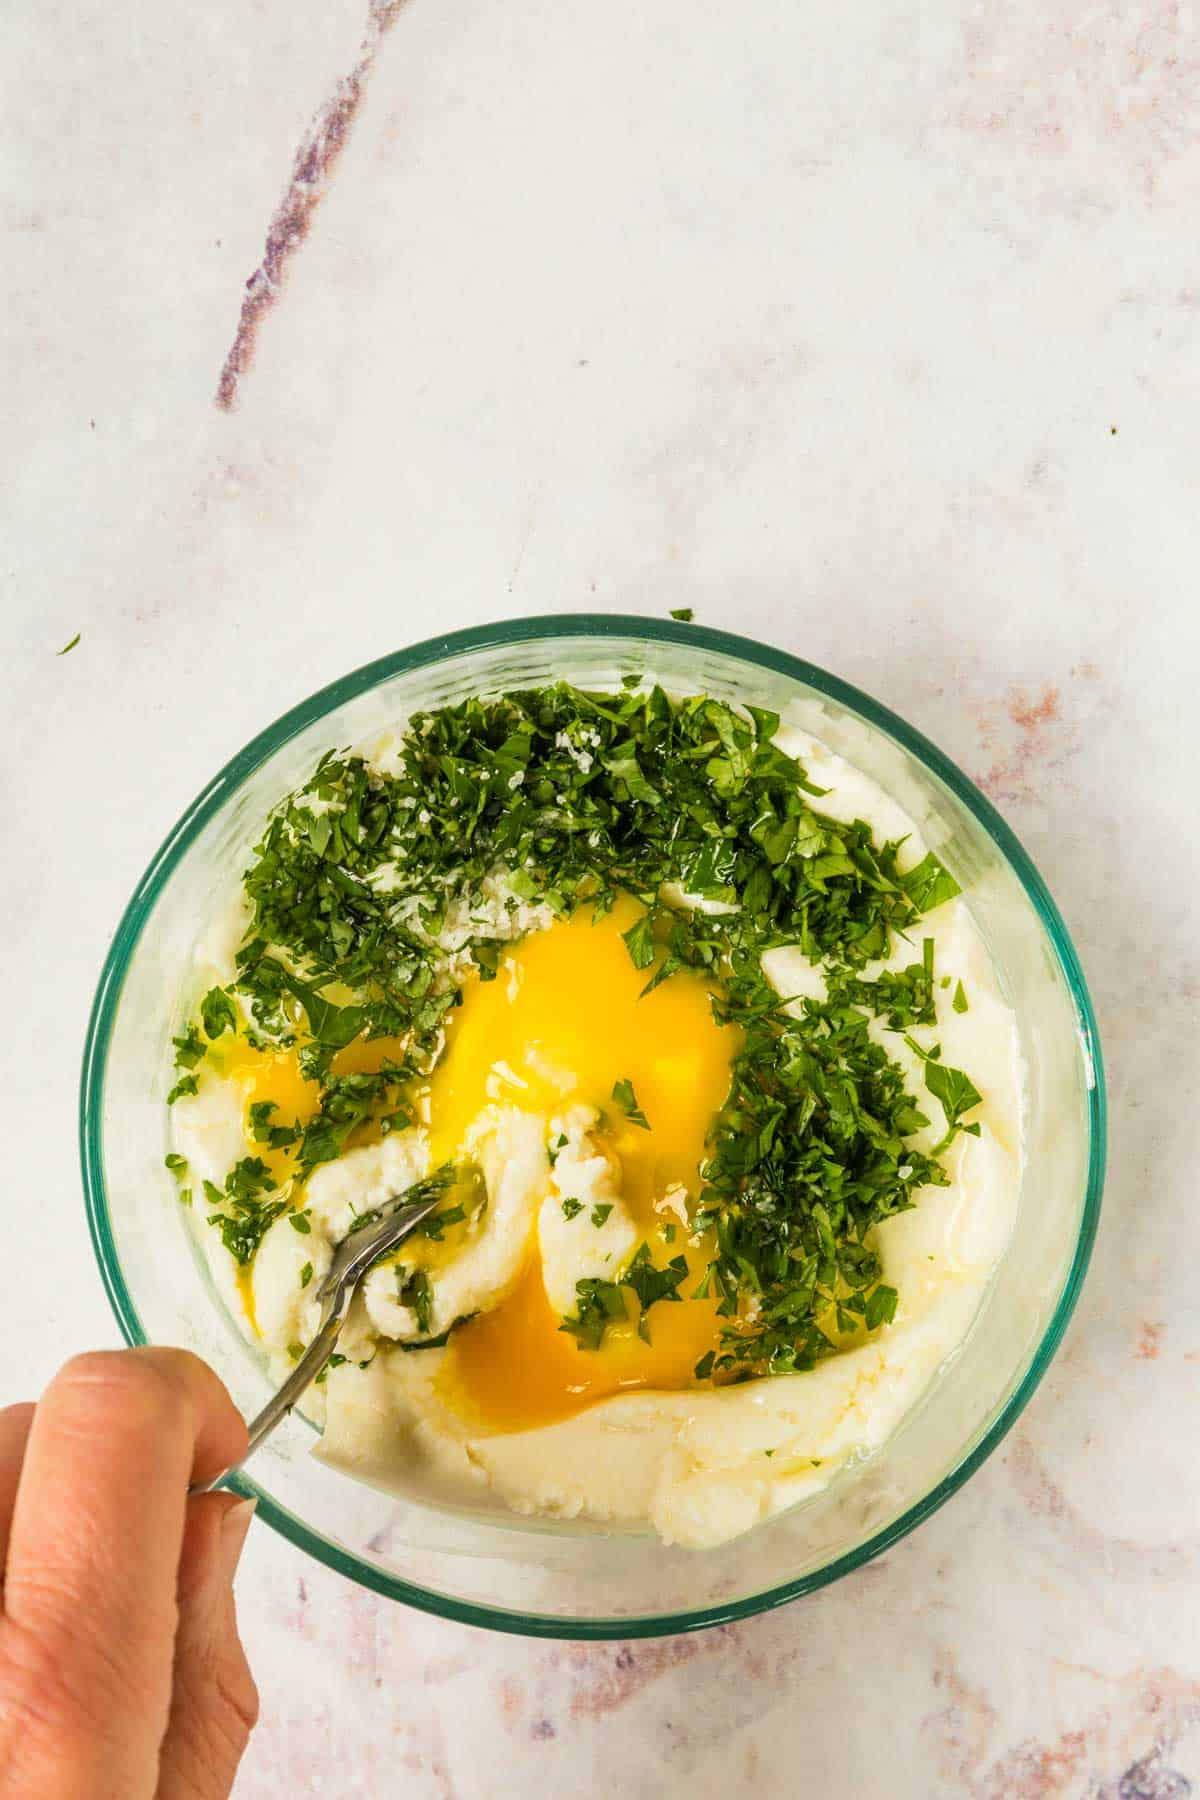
[432,894,741,1431]
[208,1030,413,1335]
[209,896,741,1425]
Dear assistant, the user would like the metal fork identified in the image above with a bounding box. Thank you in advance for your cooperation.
[193,1183,447,1494]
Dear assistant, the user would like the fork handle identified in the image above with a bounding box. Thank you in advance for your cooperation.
[191,1307,346,1495]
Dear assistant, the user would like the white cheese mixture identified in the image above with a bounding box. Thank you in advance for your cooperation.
[172,724,1022,1550]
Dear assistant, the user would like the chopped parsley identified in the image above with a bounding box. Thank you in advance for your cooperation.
[560,1277,627,1350]
[205,1157,287,1265]
[299,1261,314,1289]
[249,1100,302,1151]
[590,1203,613,1228]
[669,607,695,622]
[622,1243,688,1311]
[561,1197,584,1221]
[904,1037,983,1154]
[953,979,969,1014]
[611,1078,650,1130]
[170,681,975,1377]
[171,1025,207,1070]
[561,1243,690,1349]
[200,986,238,1040]
[395,1266,433,1335]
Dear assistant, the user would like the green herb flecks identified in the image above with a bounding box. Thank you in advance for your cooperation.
[560,1278,627,1350]
[171,681,975,1371]
[200,987,238,1041]
[561,1243,690,1350]
[612,1078,650,1130]
[395,1266,433,1336]
[205,1157,288,1266]
[904,1037,984,1155]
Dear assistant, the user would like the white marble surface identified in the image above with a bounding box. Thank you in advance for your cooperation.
[5,0,1200,1792]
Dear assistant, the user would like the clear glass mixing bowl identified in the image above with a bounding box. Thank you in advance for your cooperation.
[80,617,1104,1638]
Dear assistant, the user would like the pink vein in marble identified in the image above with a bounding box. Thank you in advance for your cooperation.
[972,681,1077,804]
[215,1,405,411]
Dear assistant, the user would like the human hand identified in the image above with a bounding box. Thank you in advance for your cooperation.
[0,1349,258,1798]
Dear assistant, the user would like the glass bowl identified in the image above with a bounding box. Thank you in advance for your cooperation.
[80,616,1104,1638]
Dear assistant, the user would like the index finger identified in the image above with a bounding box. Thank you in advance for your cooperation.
[0,1350,246,1792]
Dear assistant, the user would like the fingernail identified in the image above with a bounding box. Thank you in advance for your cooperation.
[220,1497,257,1581]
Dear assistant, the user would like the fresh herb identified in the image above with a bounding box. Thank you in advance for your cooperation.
[953,979,968,1014]
[561,1197,584,1221]
[899,853,962,914]
[621,914,656,971]
[288,1210,312,1235]
[688,967,950,1377]
[590,1203,613,1228]
[864,1283,899,1329]
[826,953,937,1030]
[205,1157,287,1265]
[925,1061,983,1149]
[293,1065,416,1176]
[164,1153,188,1174]
[612,1078,650,1130]
[200,986,238,1040]
[561,1243,688,1349]
[669,607,694,622]
[415,1163,484,1242]
[167,1024,205,1102]
[622,1243,688,1311]
[249,1100,303,1151]
[560,1278,627,1350]
[398,1319,471,1352]
[171,681,975,1370]
[172,1025,207,1070]
[419,1205,464,1242]
[57,633,81,656]
[905,1037,983,1152]
[299,1261,314,1289]
[395,1266,433,1335]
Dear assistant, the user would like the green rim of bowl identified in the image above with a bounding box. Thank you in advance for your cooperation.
[80,615,1106,1640]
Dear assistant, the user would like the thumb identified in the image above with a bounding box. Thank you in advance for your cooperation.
[156,1494,260,1800]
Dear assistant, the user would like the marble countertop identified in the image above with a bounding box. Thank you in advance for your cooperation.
[5,0,1199,1792]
